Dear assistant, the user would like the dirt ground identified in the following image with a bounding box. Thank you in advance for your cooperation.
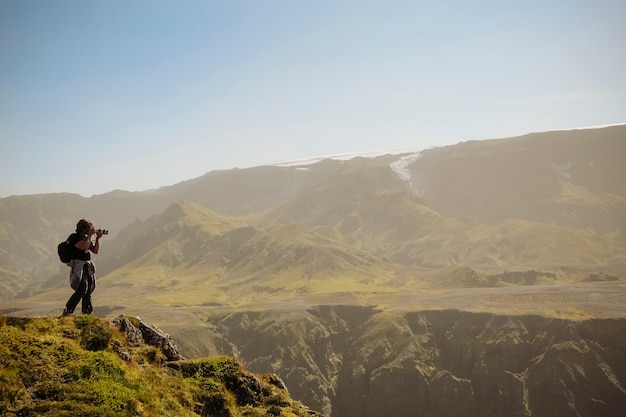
[3,280,625,323]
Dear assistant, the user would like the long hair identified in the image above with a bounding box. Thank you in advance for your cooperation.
[75,218,94,233]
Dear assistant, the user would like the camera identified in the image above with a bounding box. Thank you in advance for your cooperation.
[97,228,109,235]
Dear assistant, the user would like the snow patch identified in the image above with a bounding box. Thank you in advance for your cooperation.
[558,122,626,131]
[272,149,421,167]
[389,152,422,184]
[550,161,573,180]
[388,152,431,197]
[272,148,430,196]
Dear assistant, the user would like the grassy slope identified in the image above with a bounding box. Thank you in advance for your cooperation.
[0,315,322,417]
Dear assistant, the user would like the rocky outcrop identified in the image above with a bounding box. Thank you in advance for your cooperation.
[199,307,626,417]
[0,315,325,417]
[111,314,185,361]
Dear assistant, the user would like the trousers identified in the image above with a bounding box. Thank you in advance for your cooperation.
[65,261,95,314]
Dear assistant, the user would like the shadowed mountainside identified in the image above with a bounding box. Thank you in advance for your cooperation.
[200,306,626,417]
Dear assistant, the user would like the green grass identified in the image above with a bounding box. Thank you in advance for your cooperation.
[0,316,321,417]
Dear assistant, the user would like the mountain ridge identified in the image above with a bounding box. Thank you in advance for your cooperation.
[1,125,625,305]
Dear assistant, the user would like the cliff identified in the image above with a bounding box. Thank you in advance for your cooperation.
[200,306,626,417]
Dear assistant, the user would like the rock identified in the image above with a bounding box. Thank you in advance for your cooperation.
[110,315,143,346]
[137,318,185,361]
[266,373,288,390]
[110,315,185,361]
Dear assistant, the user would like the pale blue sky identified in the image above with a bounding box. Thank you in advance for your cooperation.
[1,0,625,197]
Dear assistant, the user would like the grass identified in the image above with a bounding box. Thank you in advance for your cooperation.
[0,315,322,417]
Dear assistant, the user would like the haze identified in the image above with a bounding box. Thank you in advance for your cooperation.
[1,0,625,197]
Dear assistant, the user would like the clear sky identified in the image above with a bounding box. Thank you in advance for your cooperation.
[1,0,625,197]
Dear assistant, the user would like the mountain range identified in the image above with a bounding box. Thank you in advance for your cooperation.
[1,125,626,416]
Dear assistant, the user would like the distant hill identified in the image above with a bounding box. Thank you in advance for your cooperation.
[409,126,626,234]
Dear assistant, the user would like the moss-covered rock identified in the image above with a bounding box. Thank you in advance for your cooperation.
[0,315,325,417]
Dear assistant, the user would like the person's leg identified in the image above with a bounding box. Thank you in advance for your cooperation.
[64,263,90,316]
[81,274,94,314]
[64,278,87,315]
[81,294,92,314]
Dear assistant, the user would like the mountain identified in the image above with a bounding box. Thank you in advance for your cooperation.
[407,126,626,236]
[2,126,624,295]
[1,125,626,416]
[29,200,394,311]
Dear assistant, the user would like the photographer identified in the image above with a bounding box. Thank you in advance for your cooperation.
[62,218,106,316]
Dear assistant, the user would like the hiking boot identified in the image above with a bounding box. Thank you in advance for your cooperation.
[82,303,93,315]
[62,307,72,317]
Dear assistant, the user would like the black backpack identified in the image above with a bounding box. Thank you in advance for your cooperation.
[57,235,72,264]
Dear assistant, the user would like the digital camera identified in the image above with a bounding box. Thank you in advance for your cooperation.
[97,228,109,235]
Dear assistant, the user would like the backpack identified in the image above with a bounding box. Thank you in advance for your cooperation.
[57,235,72,264]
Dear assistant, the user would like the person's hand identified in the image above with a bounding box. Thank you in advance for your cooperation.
[96,230,103,239]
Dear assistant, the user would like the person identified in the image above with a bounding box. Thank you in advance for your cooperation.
[62,218,103,316]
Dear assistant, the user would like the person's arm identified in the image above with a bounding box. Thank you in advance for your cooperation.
[91,231,102,254]
[75,235,92,251]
